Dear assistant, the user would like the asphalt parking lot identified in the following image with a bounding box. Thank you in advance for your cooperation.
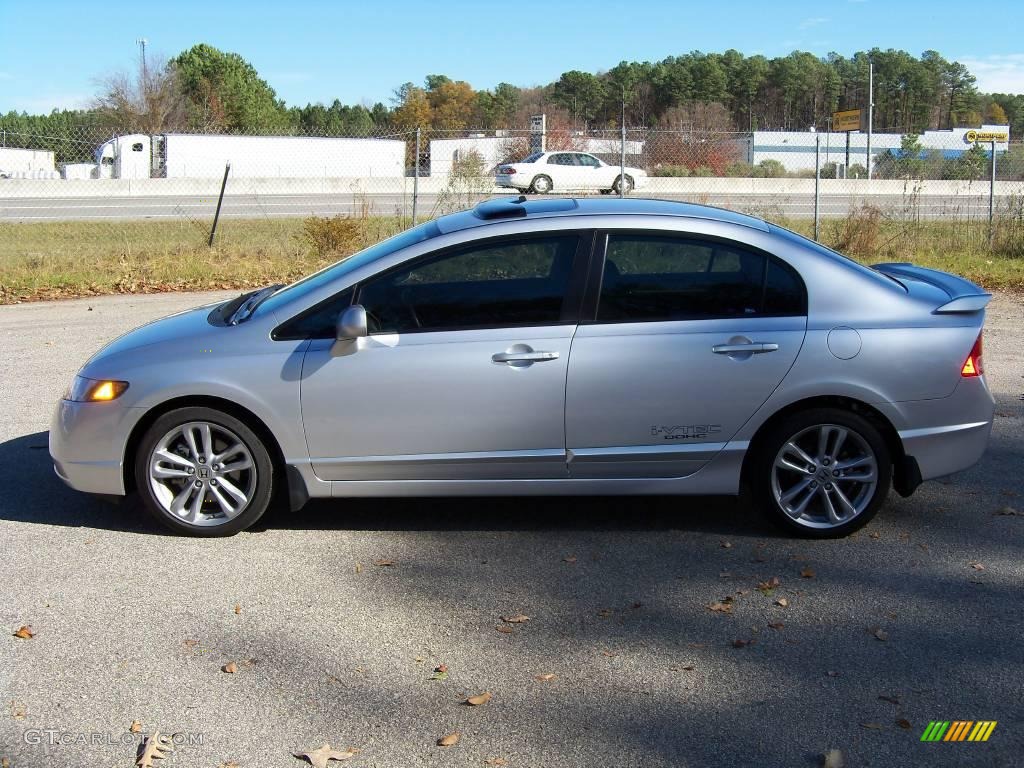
[1,290,1022,768]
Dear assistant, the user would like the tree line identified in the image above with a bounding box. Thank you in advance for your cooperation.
[2,43,1021,165]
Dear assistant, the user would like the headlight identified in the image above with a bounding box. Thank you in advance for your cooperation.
[65,376,129,402]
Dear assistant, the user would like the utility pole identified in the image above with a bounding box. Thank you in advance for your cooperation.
[866,59,874,180]
[136,38,148,85]
[619,85,627,199]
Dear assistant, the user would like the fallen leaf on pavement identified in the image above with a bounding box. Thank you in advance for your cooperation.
[222,662,239,674]
[597,608,613,618]
[137,731,174,767]
[775,598,789,608]
[431,665,448,681]
[768,622,785,630]
[438,732,460,747]
[732,638,755,648]
[669,665,696,671]
[534,673,556,682]
[800,567,816,579]
[757,577,781,594]
[501,614,530,624]
[484,758,508,766]
[293,744,357,767]
[13,626,34,639]
[995,505,1019,516]
[826,670,840,677]
[466,692,493,706]
[563,555,577,564]
[706,601,733,614]
[183,639,199,648]
[822,749,845,768]
[233,603,242,615]
[354,563,363,574]
[869,531,881,539]
[495,625,514,634]
[860,722,885,730]
[129,720,143,734]
[970,562,985,571]
[896,718,912,730]
[373,559,395,567]
[218,762,242,768]
[871,627,888,641]
[720,541,733,549]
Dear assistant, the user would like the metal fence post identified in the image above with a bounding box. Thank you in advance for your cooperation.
[989,139,997,248]
[619,124,627,199]
[814,133,821,241]
[412,127,421,226]
[208,162,231,247]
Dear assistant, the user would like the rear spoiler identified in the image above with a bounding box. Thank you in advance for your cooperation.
[872,263,992,314]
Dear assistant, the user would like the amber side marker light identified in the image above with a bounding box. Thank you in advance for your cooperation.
[961,333,984,378]
[66,377,130,402]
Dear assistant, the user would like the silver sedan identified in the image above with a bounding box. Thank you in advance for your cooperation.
[50,198,994,537]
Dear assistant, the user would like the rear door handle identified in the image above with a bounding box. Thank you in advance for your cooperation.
[492,351,560,363]
[712,343,779,354]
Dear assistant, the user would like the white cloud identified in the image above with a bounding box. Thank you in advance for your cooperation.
[959,54,1024,94]
[799,17,829,29]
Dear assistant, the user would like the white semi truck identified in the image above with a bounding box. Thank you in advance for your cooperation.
[92,133,406,179]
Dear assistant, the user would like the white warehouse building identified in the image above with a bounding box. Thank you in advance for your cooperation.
[746,125,1011,173]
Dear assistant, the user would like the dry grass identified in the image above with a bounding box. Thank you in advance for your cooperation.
[1,210,1022,303]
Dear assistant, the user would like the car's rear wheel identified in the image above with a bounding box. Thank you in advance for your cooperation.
[529,174,552,194]
[134,406,274,536]
[612,175,634,195]
[751,408,891,538]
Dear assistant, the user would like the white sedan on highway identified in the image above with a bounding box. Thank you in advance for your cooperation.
[496,151,647,195]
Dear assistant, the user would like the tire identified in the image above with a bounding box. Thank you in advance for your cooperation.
[529,174,553,194]
[749,407,892,538]
[134,406,275,537]
[612,175,634,195]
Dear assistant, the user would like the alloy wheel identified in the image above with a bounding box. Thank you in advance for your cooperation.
[770,423,879,530]
[148,421,257,526]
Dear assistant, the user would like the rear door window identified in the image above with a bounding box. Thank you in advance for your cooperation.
[597,234,805,322]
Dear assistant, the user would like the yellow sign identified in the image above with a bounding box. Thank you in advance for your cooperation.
[833,109,862,132]
[965,130,1008,143]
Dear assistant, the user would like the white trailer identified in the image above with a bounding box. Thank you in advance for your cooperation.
[94,133,406,179]
[0,147,57,178]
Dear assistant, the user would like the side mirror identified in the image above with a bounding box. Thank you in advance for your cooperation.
[336,304,368,342]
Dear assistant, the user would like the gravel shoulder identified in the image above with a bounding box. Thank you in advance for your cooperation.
[1,290,1022,768]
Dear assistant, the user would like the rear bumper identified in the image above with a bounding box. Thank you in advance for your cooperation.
[495,174,525,189]
[889,376,995,482]
[49,399,144,495]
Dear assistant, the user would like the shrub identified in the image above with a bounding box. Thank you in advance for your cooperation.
[653,164,691,177]
[756,159,786,178]
[690,166,715,177]
[299,214,363,258]
[725,162,756,177]
[847,163,867,179]
[828,204,883,257]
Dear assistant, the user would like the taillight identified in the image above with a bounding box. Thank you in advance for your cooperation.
[961,332,984,377]
[499,166,515,174]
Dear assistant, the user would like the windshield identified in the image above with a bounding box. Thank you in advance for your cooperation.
[260,220,441,314]
[522,152,544,163]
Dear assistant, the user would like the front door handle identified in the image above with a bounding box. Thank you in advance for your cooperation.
[492,351,560,363]
[712,342,779,354]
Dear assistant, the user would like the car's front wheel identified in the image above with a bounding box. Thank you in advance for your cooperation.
[134,406,275,536]
[750,408,891,538]
[612,175,634,195]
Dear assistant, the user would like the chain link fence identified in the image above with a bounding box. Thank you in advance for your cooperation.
[1,121,1021,299]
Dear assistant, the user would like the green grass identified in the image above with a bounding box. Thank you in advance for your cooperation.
[1,212,1022,303]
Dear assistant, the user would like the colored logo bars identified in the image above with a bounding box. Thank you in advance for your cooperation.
[921,721,998,742]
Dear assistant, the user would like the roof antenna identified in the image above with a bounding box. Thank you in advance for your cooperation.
[515,195,527,204]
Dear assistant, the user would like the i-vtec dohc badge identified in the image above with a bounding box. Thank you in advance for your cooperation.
[651,425,722,440]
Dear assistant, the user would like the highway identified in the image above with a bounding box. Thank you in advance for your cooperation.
[0,191,1005,222]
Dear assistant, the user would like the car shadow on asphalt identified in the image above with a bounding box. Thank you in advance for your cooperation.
[5,431,777,538]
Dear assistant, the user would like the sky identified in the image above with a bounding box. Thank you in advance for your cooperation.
[2,0,1023,114]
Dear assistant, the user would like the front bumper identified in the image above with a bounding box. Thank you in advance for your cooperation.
[49,399,145,495]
